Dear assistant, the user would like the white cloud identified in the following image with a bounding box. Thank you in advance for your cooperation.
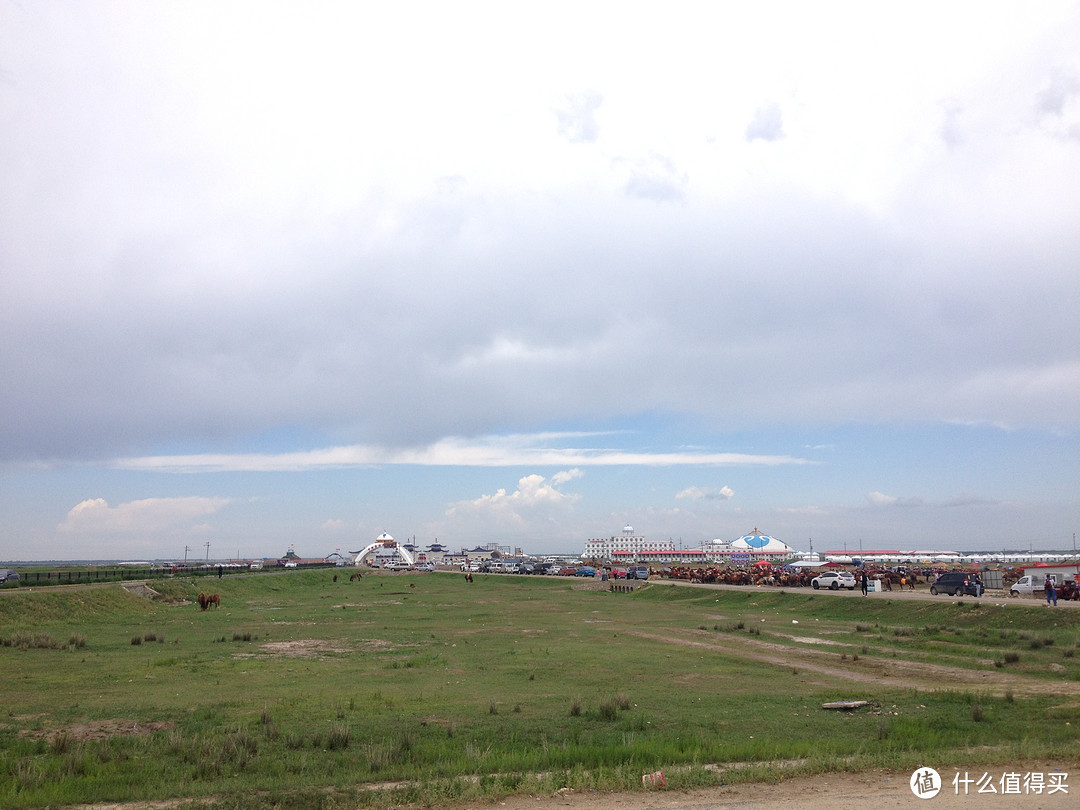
[555,91,603,143]
[58,496,231,534]
[867,491,995,510]
[446,471,582,521]
[866,491,900,506]
[552,468,584,485]
[745,103,784,142]
[675,485,735,501]
[321,519,345,531]
[112,434,810,473]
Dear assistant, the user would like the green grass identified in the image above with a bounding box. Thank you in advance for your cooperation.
[1,572,1078,808]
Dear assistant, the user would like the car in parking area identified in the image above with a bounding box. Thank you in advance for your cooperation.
[575,566,597,577]
[811,571,856,590]
[930,571,982,596]
[0,569,18,584]
[627,566,650,580]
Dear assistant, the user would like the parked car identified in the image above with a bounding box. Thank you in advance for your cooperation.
[610,568,627,579]
[518,563,536,575]
[930,572,982,597]
[1009,573,1060,596]
[557,567,577,576]
[627,566,650,580]
[575,566,597,577]
[0,569,18,584]
[811,571,856,590]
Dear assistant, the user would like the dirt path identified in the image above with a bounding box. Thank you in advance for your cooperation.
[485,769,1075,810]
[625,627,1080,697]
[71,768,1076,810]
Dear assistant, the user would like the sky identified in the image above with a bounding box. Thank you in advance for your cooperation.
[2,1,1078,561]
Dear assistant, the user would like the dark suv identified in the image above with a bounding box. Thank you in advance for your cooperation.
[930,572,983,597]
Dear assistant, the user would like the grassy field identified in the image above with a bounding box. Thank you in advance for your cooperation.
[1,570,1079,808]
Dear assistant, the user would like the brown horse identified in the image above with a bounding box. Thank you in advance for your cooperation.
[197,592,208,610]
[206,593,220,609]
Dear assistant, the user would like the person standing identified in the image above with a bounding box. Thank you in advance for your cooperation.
[1045,577,1057,606]
[860,571,868,596]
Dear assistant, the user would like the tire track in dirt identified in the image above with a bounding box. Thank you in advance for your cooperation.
[625,628,1080,697]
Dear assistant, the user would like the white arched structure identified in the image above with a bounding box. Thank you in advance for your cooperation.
[351,532,415,566]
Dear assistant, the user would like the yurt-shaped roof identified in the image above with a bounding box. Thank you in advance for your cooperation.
[731,528,794,554]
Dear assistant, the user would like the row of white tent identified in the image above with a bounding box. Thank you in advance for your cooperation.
[796,552,1078,565]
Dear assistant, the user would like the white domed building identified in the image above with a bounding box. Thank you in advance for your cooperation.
[703,528,796,564]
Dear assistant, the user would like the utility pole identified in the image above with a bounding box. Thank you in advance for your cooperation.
[184,545,190,563]
[205,541,210,561]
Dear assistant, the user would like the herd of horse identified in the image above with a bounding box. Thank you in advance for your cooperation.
[662,566,923,590]
[196,592,220,610]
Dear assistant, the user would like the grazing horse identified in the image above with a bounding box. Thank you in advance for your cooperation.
[350,572,362,581]
[197,592,208,610]
[206,593,221,609]
[333,574,338,582]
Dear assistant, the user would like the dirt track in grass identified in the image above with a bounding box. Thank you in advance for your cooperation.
[625,627,1080,698]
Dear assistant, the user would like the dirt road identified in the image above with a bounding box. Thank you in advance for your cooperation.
[486,768,1075,810]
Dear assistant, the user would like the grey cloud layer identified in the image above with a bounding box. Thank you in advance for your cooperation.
[2,3,1077,466]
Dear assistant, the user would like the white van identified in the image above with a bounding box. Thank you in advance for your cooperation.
[1010,573,1056,596]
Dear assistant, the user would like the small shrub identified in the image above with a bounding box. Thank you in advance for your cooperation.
[1003,652,1020,664]
[488,701,498,715]
[598,700,618,721]
[569,699,582,717]
[68,634,86,649]
[971,704,985,722]
[131,636,142,646]
[327,723,351,750]
[614,693,631,711]
[51,731,72,755]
